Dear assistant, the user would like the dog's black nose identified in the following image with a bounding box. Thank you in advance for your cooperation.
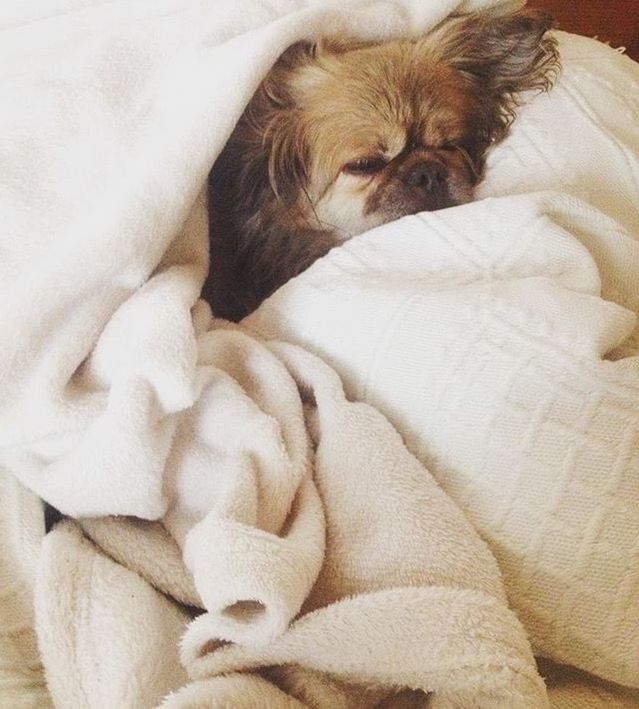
[404,161,446,190]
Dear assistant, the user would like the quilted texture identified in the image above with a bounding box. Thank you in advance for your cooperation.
[248,188,639,686]
[248,34,639,686]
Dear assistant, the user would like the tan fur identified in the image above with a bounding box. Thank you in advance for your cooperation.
[205,8,559,321]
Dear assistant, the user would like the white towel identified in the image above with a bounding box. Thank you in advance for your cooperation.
[34,339,548,707]
[1,0,638,706]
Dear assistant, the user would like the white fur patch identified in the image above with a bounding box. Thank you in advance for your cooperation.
[314,174,384,239]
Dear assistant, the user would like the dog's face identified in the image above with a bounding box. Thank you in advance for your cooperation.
[223,9,558,241]
[207,9,559,319]
[292,46,488,236]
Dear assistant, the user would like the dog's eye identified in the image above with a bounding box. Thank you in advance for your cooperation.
[342,157,387,175]
[441,141,458,151]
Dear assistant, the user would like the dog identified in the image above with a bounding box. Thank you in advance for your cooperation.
[205,8,559,321]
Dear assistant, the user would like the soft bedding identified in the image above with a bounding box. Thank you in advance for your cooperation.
[249,31,639,688]
[1,0,639,707]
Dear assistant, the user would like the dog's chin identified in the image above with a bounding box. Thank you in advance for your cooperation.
[371,189,474,225]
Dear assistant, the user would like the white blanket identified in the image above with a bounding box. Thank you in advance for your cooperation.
[248,29,639,694]
[1,0,639,706]
[249,31,639,688]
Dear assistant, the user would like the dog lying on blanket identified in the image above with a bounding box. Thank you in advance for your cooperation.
[205,8,559,321]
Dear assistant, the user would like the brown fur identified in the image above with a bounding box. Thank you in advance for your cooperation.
[205,8,559,321]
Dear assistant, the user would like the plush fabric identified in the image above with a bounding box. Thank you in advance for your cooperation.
[33,340,548,707]
[1,0,638,706]
[248,34,639,688]
[0,473,52,709]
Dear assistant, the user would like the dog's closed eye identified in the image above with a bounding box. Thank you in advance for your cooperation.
[342,156,388,175]
[206,8,560,321]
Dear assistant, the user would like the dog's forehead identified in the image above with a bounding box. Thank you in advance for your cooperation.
[295,46,473,153]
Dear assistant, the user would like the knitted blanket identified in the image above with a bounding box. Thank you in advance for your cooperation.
[1,0,638,706]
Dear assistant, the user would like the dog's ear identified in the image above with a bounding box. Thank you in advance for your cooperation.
[246,41,320,204]
[438,8,559,93]
[262,105,308,204]
[434,8,560,138]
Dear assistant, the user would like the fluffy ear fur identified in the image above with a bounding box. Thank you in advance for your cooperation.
[245,41,316,204]
[210,41,313,216]
[206,41,330,321]
[433,8,559,140]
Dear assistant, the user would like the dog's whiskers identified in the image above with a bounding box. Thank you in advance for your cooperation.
[300,184,351,238]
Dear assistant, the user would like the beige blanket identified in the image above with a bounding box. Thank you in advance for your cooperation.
[32,335,547,708]
[2,0,639,706]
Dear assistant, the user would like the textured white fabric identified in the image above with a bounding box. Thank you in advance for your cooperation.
[33,342,548,708]
[35,521,191,708]
[248,36,639,690]
[0,473,52,709]
[249,189,639,688]
[0,0,543,707]
[0,0,506,514]
[1,0,638,706]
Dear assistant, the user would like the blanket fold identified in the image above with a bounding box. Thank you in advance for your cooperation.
[248,191,639,688]
[34,336,549,708]
[162,327,326,646]
[2,0,639,707]
[35,521,191,709]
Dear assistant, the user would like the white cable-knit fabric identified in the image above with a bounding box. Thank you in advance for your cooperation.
[1,0,638,706]
[248,33,639,690]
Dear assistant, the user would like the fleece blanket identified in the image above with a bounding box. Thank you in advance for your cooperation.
[1,0,638,708]
[248,28,639,698]
[249,29,639,694]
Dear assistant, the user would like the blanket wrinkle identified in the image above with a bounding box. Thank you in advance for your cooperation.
[34,521,191,709]
[79,515,201,607]
[158,673,310,708]
[158,326,327,646]
[260,665,407,709]
[34,324,551,707]
[2,0,639,707]
[248,113,639,692]
[170,338,547,706]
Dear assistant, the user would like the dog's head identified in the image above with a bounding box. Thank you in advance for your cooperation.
[214,9,558,241]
